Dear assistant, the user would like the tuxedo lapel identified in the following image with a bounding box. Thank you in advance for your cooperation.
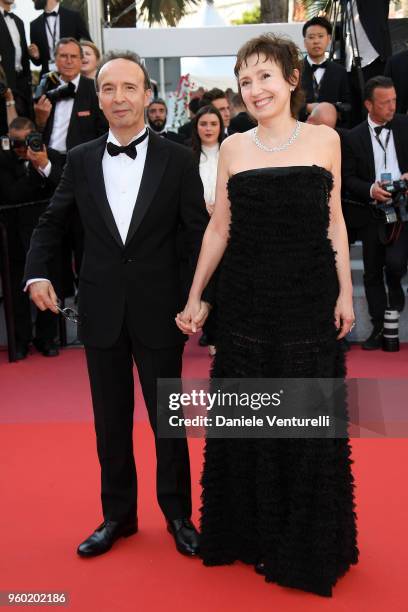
[84,134,124,249]
[361,122,376,181]
[0,13,13,47]
[124,131,170,247]
[66,75,84,146]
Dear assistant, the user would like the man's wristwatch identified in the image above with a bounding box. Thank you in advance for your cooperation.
[6,100,16,107]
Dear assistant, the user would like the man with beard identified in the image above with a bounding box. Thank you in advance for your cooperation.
[146,98,184,144]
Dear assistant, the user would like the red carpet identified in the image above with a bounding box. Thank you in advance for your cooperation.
[0,342,407,611]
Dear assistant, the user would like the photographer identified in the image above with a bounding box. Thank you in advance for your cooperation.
[343,76,408,350]
[0,117,65,359]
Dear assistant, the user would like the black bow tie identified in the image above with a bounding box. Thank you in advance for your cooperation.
[311,61,328,72]
[45,11,58,17]
[106,129,149,160]
[4,11,15,19]
[374,123,392,136]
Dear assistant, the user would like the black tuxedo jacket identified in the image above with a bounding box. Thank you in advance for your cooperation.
[300,58,351,121]
[42,75,107,150]
[0,11,31,89]
[357,0,391,62]
[30,6,91,75]
[24,131,209,348]
[384,50,408,114]
[342,113,408,227]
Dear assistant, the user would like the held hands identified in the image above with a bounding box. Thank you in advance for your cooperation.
[27,145,49,171]
[334,293,355,339]
[28,281,59,314]
[175,299,211,335]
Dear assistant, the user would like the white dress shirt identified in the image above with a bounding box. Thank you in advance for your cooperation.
[44,3,60,71]
[199,144,219,206]
[306,55,327,85]
[102,127,149,244]
[1,7,23,72]
[25,126,150,289]
[48,73,81,153]
[367,115,401,184]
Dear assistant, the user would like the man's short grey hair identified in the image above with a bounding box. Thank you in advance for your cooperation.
[95,50,152,91]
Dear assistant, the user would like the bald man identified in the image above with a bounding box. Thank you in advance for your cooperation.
[306,102,338,129]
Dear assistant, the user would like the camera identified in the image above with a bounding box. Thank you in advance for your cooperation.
[373,179,408,225]
[34,72,75,103]
[0,132,43,153]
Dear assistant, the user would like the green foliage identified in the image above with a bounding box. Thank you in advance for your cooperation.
[298,0,333,19]
[138,0,200,26]
[232,6,261,25]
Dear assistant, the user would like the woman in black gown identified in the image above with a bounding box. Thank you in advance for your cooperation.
[176,34,358,597]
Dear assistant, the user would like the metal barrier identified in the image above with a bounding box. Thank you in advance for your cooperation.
[0,199,67,363]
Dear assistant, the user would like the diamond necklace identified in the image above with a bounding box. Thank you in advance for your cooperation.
[252,120,301,153]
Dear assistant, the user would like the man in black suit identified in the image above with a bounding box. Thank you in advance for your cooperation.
[384,49,408,115]
[146,98,184,143]
[300,16,351,126]
[200,88,231,136]
[29,0,91,76]
[0,116,65,359]
[342,76,408,349]
[0,0,32,117]
[24,51,210,558]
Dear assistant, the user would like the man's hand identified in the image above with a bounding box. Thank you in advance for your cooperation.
[400,172,408,182]
[34,95,52,129]
[28,281,59,314]
[28,43,40,60]
[27,145,49,171]
[371,181,391,202]
[175,299,211,334]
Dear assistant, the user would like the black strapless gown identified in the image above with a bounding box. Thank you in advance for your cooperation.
[200,166,359,597]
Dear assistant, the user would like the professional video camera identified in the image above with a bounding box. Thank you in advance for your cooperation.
[373,179,408,225]
[34,72,76,103]
[0,132,43,153]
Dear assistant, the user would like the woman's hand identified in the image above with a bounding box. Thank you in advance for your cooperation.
[334,292,355,339]
[176,299,211,335]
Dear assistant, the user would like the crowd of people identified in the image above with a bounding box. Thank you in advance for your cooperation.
[0,5,407,361]
[0,0,407,598]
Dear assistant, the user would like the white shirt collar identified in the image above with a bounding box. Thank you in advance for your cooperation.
[306,55,327,67]
[0,7,10,16]
[107,125,149,147]
[201,144,219,157]
[45,4,60,14]
[367,115,390,129]
[59,72,81,91]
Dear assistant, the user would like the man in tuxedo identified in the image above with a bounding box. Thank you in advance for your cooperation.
[25,51,210,558]
[300,16,351,125]
[0,116,65,359]
[384,49,408,115]
[29,0,91,76]
[146,98,184,143]
[0,0,32,117]
[342,76,408,349]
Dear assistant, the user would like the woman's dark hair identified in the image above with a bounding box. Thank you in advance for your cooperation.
[191,105,224,158]
[234,33,305,119]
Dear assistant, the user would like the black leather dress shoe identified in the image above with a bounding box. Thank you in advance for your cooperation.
[362,325,383,350]
[15,342,29,360]
[166,518,200,556]
[77,520,138,557]
[33,338,59,357]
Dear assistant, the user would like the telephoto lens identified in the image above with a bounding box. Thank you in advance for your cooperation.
[27,132,43,153]
[382,309,400,352]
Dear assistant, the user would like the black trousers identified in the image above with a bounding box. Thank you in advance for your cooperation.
[360,221,408,324]
[85,320,191,523]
